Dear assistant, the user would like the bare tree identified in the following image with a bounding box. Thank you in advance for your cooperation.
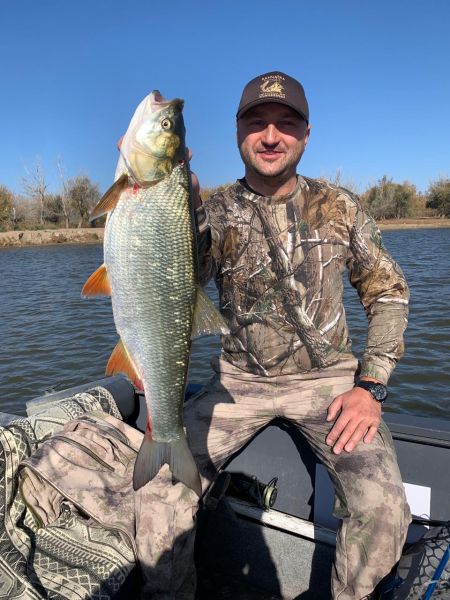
[56,158,72,229]
[22,158,48,226]
[320,168,360,195]
[12,194,34,228]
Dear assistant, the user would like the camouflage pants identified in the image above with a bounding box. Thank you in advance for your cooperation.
[143,357,410,600]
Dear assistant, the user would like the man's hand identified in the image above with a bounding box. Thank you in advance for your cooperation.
[326,382,382,454]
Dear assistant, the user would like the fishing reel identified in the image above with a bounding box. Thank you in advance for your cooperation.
[205,470,278,511]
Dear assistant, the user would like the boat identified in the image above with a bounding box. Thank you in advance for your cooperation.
[2,375,450,599]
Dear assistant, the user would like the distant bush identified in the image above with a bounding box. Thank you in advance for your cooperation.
[200,183,234,202]
[426,177,450,217]
[66,176,101,228]
[362,176,417,220]
[0,185,14,231]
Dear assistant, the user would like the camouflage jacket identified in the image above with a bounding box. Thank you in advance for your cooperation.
[196,176,409,384]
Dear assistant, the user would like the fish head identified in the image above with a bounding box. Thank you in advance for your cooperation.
[117,90,186,185]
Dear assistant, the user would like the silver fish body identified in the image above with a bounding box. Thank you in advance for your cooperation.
[104,163,195,443]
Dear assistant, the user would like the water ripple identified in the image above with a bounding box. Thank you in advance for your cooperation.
[0,228,449,417]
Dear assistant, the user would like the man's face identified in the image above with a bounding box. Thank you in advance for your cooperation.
[237,103,310,181]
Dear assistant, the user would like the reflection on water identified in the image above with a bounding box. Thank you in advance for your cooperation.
[0,228,449,417]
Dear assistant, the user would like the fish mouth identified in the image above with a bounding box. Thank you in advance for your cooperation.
[150,90,184,112]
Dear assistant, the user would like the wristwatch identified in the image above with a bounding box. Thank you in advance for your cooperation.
[355,380,388,403]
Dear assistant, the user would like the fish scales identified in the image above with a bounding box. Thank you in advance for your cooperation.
[104,163,195,440]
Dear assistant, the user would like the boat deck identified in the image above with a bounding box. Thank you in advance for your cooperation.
[197,568,283,599]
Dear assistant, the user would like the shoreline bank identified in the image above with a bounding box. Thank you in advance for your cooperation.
[0,219,449,248]
[377,218,450,230]
[0,228,104,248]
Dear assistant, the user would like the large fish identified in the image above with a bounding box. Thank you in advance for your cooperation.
[82,91,228,495]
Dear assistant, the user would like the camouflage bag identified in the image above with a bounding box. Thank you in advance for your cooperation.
[0,387,136,600]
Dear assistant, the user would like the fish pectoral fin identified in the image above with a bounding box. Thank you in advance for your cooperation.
[133,432,202,497]
[191,286,230,338]
[81,263,111,297]
[89,173,128,222]
[105,338,143,390]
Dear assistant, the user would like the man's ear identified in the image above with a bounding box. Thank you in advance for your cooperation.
[304,124,311,147]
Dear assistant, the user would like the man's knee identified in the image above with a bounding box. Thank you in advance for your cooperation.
[333,466,411,547]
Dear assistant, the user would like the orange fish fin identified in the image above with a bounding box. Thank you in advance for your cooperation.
[81,263,111,297]
[89,173,128,222]
[105,338,143,390]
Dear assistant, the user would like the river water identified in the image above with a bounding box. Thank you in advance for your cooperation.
[0,228,449,417]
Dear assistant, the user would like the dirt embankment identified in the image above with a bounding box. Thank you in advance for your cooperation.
[377,218,450,230]
[0,228,104,248]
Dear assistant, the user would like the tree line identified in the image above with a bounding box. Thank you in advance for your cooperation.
[0,159,102,232]
[202,174,450,221]
[1,163,449,233]
[360,175,450,221]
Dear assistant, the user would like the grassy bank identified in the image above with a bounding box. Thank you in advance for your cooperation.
[0,218,449,248]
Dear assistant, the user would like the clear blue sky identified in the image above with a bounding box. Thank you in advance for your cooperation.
[1,0,449,195]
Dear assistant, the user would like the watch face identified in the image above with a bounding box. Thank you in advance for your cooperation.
[372,384,388,401]
[357,381,388,402]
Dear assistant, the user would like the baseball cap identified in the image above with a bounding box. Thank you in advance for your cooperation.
[236,71,309,122]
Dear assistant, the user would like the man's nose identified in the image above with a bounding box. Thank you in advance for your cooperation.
[261,123,280,146]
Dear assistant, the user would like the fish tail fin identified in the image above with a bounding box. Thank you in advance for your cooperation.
[133,432,202,497]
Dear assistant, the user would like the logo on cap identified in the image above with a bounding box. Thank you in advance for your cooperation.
[259,74,286,99]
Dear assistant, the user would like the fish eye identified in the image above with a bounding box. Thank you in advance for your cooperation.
[161,118,172,130]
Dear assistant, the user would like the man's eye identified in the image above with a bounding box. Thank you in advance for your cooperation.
[248,119,265,127]
[279,120,297,128]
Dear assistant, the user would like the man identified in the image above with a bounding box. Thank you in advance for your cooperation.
[145,72,411,600]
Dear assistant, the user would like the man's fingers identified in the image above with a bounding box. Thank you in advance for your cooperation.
[326,411,349,447]
[326,395,343,422]
[191,171,200,193]
[344,422,373,453]
[364,424,379,444]
[330,419,381,454]
[328,420,358,454]
[185,147,201,204]
[190,171,201,209]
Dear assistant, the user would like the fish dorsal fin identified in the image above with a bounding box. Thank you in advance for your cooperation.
[81,263,111,297]
[106,338,143,390]
[89,173,128,222]
[191,287,230,338]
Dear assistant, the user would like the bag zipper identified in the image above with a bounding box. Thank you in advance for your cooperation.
[76,415,137,450]
[50,435,115,471]
[22,462,138,560]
